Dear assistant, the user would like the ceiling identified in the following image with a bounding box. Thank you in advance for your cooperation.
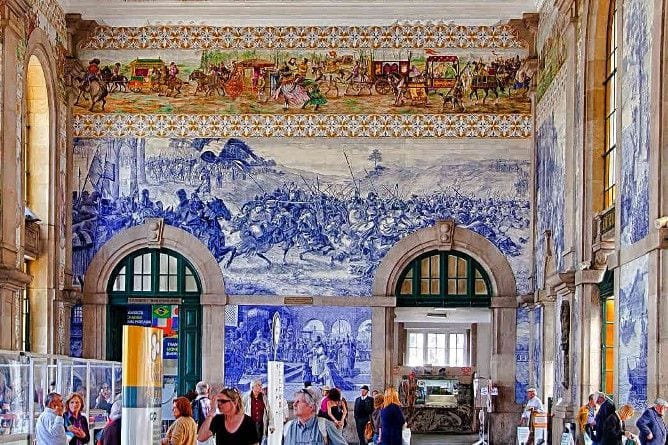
[394,307,491,325]
[60,0,542,26]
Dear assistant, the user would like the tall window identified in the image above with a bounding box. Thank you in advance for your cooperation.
[396,251,492,307]
[406,331,468,366]
[599,270,615,395]
[603,0,617,209]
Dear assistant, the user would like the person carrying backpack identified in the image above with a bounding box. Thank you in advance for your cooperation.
[192,381,212,445]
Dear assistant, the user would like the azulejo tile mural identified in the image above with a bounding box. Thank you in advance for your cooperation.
[72,137,532,295]
[620,0,652,247]
[618,254,648,410]
[515,306,530,403]
[80,24,527,50]
[224,305,371,401]
[72,114,533,138]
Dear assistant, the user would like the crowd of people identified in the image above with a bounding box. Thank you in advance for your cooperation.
[33,378,412,445]
[520,387,668,445]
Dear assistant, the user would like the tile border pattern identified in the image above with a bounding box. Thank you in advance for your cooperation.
[32,0,67,45]
[72,113,533,138]
[79,24,526,50]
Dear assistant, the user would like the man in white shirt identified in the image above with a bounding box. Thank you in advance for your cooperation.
[35,392,68,445]
[520,387,544,426]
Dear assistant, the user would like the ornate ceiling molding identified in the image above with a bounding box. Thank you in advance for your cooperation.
[71,113,533,138]
[78,23,528,50]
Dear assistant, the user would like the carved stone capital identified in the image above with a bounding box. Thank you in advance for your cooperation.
[65,13,98,57]
[591,240,615,269]
[546,270,575,293]
[537,289,556,304]
[0,263,32,289]
[507,13,539,57]
[436,219,456,250]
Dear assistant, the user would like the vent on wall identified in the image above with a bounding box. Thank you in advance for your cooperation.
[426,312,448,318]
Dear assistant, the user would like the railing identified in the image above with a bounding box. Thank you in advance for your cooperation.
[23,221,40,260]
[599,206,615,239]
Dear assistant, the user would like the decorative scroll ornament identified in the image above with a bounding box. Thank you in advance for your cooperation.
[145,218,165,247]
[436,219,456,249]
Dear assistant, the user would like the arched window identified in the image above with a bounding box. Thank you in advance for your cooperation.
[396,250,492,307]
[108,249,201,296]
[603,0,617,210]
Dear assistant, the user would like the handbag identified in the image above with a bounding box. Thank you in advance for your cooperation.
[364,421,374,441]
[401,423,411,445]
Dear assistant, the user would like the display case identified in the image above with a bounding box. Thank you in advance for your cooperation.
[417,378,459,407]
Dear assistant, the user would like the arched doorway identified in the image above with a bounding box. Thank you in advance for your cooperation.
[106,248,202,397]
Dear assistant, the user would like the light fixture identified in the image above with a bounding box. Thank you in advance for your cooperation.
[431,307,457,311]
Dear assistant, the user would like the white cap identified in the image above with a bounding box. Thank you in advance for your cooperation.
[655,398,668,407]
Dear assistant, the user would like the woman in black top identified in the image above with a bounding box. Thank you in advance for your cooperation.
[197,387,259,445]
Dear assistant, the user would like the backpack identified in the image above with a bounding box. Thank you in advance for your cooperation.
[191,397,205,428]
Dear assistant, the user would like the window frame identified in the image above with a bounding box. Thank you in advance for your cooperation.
[405,330,469,367]
[396,250,492,307]
[602,0,618,209]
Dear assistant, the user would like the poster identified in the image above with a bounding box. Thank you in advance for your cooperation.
[122,325,163,445]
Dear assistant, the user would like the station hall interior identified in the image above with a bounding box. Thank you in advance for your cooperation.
[0,0,667,443]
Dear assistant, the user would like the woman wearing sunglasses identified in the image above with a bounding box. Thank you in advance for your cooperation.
[196,388,259,445]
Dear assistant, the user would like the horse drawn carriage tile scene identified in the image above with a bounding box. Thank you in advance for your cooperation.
[70,46,534,115]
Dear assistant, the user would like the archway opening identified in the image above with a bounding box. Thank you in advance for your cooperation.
[106,248,202,412]
[24,55,51,352]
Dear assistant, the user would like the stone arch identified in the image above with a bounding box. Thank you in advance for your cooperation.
[83,220,225,302]
[372,220,517,300]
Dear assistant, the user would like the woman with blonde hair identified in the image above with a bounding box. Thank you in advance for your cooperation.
[601,404,637,445]
[162,396,197,445]
[197,388,259,445]
[379,387,405,445]
[371,394,384,445]
[63,392,90,445]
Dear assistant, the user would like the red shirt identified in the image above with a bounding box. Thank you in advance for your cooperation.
[251,393,265,423]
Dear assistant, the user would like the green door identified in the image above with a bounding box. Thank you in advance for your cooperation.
[106,249,203,396]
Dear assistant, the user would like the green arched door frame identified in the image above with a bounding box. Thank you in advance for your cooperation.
[106,247,202,396]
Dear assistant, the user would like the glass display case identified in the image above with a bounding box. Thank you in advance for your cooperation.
[417,378,459,407]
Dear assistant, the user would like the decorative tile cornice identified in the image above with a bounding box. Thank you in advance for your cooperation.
[72,113,532,138]
[31,0,67,44]
[535,63,569,124]
[79,24,526,50]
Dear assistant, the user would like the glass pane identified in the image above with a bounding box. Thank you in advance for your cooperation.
[160,254,168,274]
[185,274,197,292]
[400,278,412,295]
[430,255,439,276]
[475,270,482,279]
[169,276,177,291]
[113,273,125,291]
[605,348,614,369]
[421,279,430,294]
[143,275,151,291]
[143,253,151,274]
[420,258,430,278]
[169,256,177,274]
[605,299,615,322]
[134,256,143,273]
[475,279,487,295]
[405,267,413,279]
[448,256,457,276]
[448,279,457,294]
[458,258,467,277]
[133,276,142,291]
[427,334,436,348]
[430,279,439,295]
[159,276,168,292]
[606,325,614,346]
[458,279,467,294]
[408,333,417,347]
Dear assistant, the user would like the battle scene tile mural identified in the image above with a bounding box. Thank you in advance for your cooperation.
[620,0,652,247]
[224,304,372,402]
[618,254,648,410]
[72,137,531,296]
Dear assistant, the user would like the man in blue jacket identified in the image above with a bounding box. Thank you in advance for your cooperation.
[592,392,615,445]
[636,398,668,445]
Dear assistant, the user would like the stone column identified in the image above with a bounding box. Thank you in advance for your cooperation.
[488,295,521,445]
[539,290,556,403]
[371,306,388,391]
[82,292,107,359]
[201,293,226,384]
[0,0,31,351]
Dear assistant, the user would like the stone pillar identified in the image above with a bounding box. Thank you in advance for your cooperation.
[371,306,388,391]
[539,291,556,403]
[0,267,31,350]
[201,293,226,384]
[488,295,521,445]
[82,292,107,359]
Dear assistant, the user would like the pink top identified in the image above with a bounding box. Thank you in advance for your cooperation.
[320,395,329,413]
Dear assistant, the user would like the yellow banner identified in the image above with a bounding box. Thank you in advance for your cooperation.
[122,325,163,388]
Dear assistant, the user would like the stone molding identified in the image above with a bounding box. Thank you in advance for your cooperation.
[83,221,226,302]
[0,264,33,289]
[372,222,517,299]
[72,113,534,139]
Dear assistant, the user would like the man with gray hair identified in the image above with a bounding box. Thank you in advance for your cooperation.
[636,397,668,445]
[35,392,67,445]
[592,392,615,445]
[192,381,212,445]
[242,379,273,440]
[283,387,346,445]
